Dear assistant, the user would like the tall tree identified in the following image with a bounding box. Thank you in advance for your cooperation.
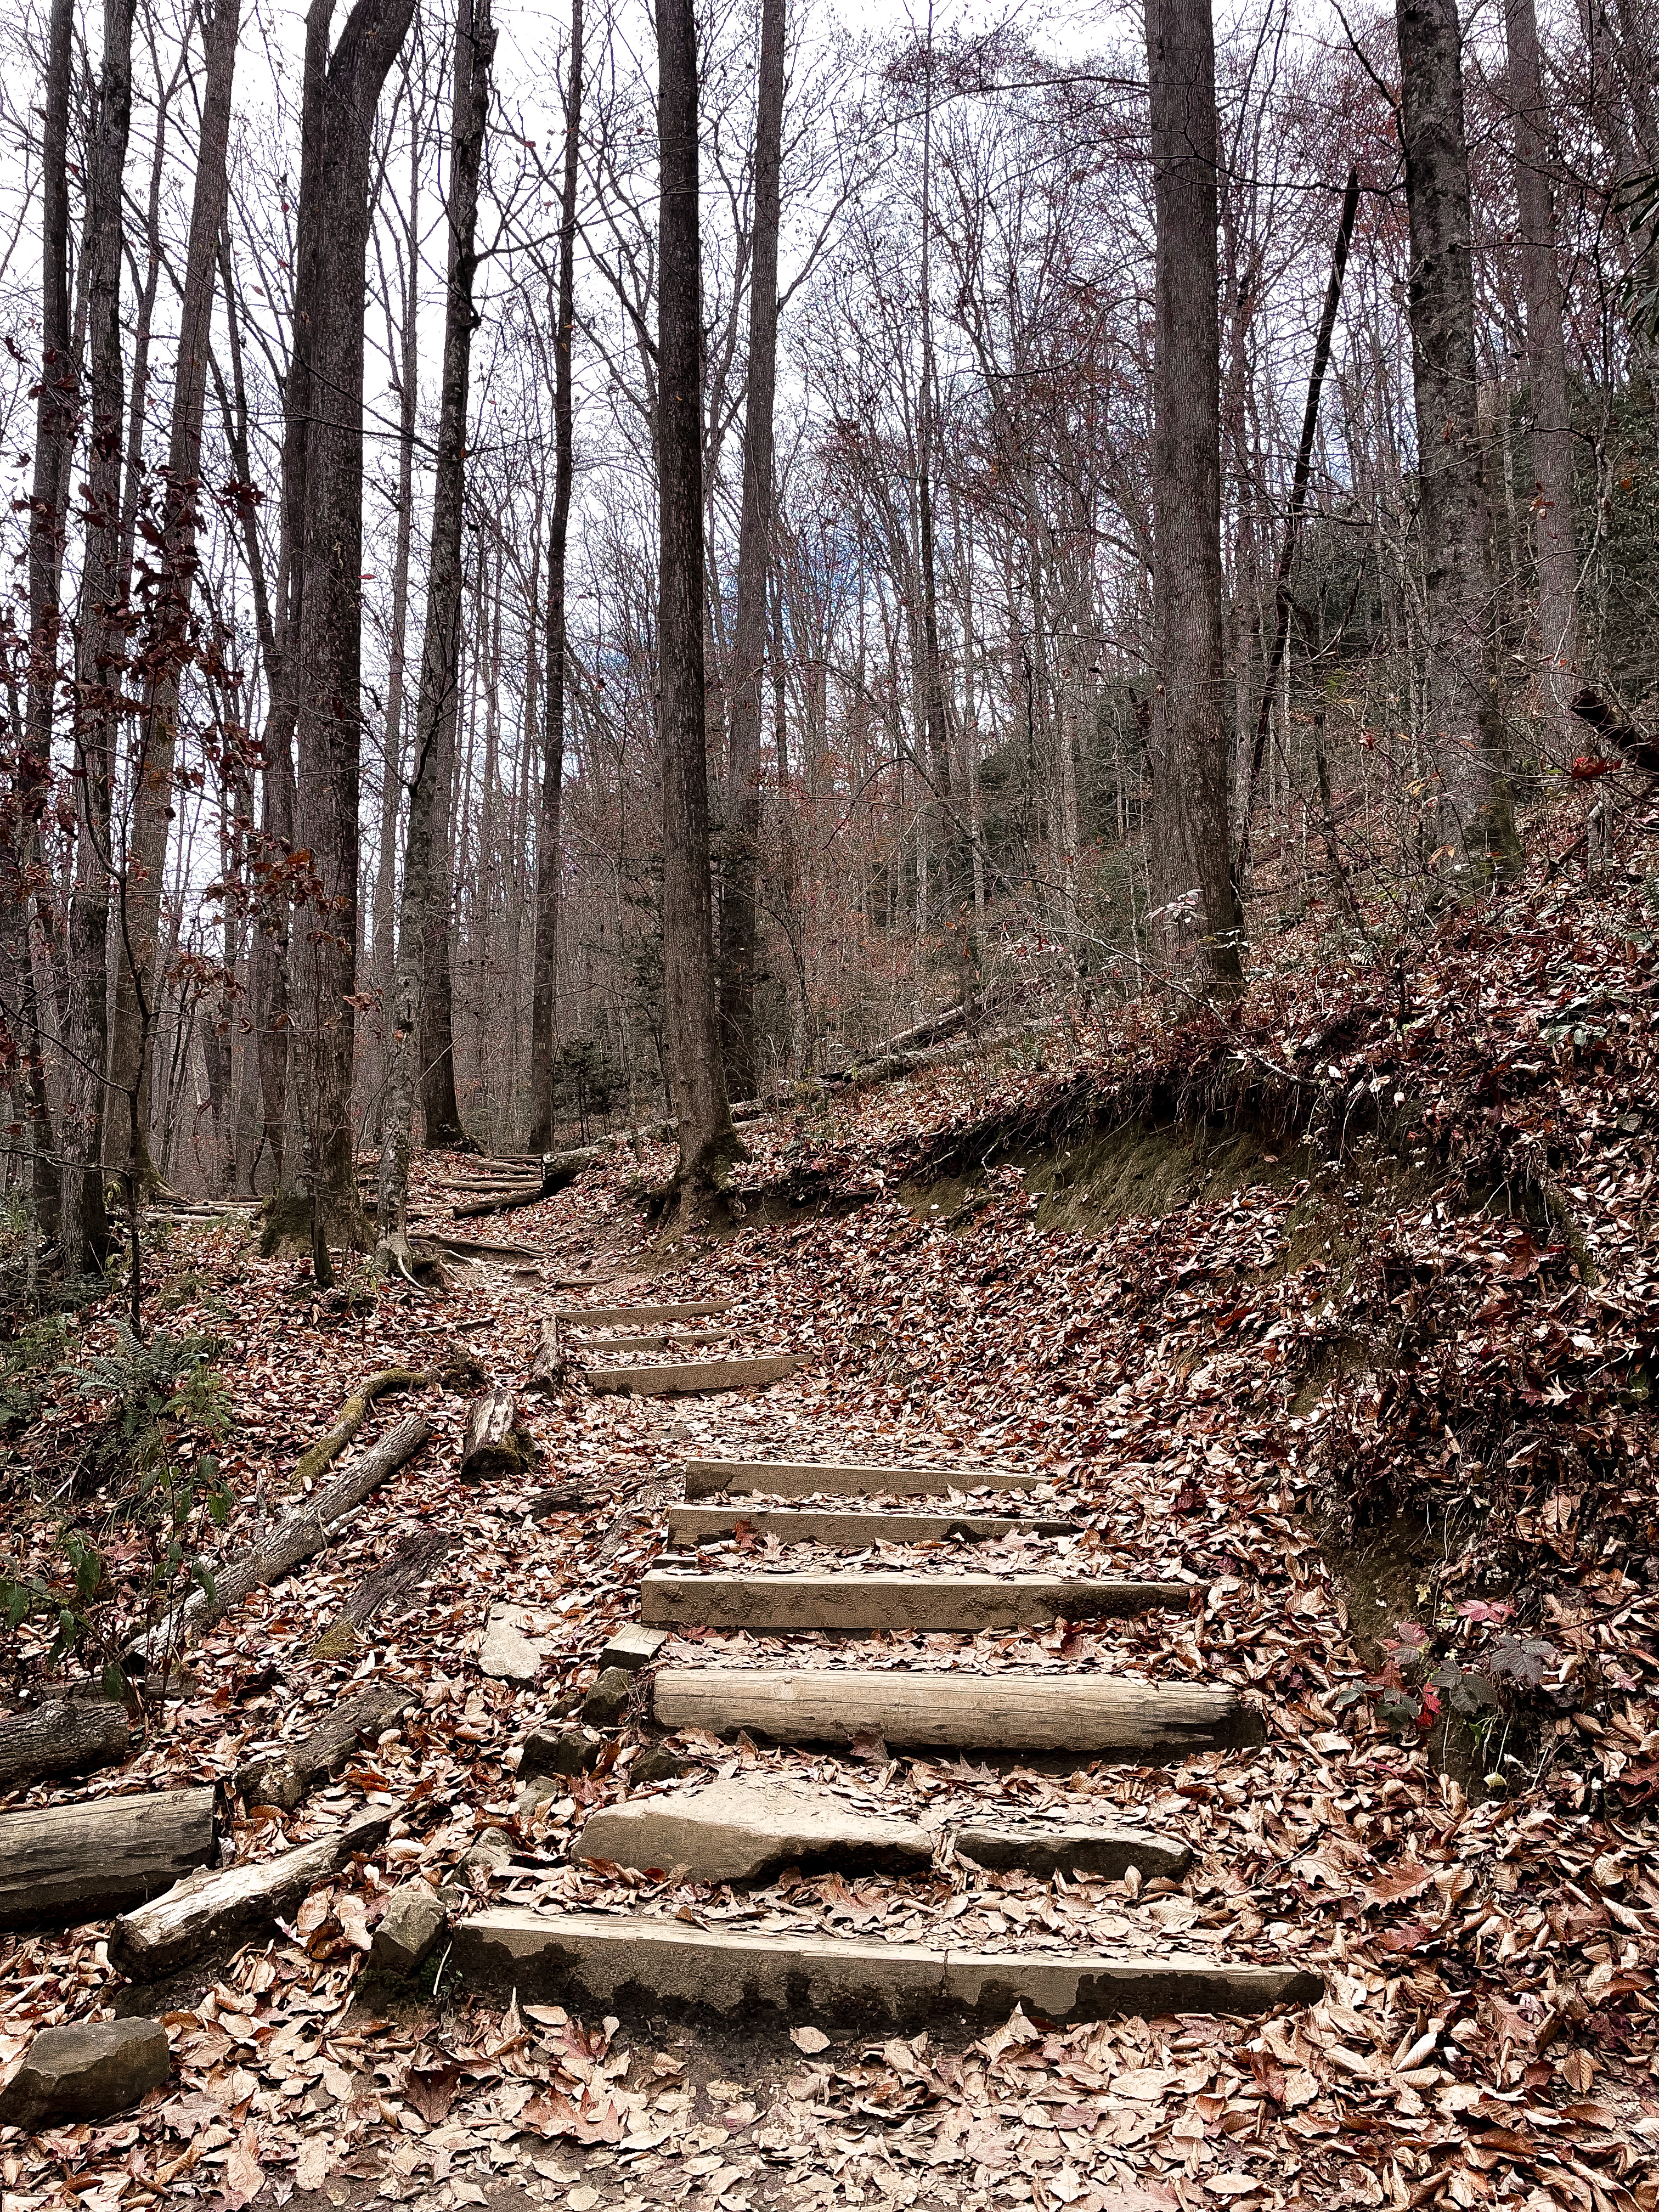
[1396,0,1521,883]
[265,0,417,1269]
[2,0,76,1242]
[527,0,583,1155]
[1504,0,1581,740]
[657,0,738,1204]
[717,0,784,1102]
[377,0,495,1269]
[60,0,138,1270]
[1146,0,1244,986]
[104,0,239,1209]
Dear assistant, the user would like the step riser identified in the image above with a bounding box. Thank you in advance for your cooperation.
[640,1572,1187,1633]
[651,1667,1261,1756]
[589,1357,799,1397]
[684,1460,1040,1500]
[554,1304,735,1323]
[449,1911,1319,2025]
[667,1506,1080,1544]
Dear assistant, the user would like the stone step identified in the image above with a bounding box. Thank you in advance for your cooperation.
[571,1778,1192,1888]
[639,1570,1187,1633]
[449,1909,1319,2025]
[684,1458,1041,1500]
[597,1623,670,1673]
[587,1355,800,1397]
[667,1505,1080,1545]
[652,1666,1260,1755]
[554,1302,735,1323]
[574,1778,932,1884]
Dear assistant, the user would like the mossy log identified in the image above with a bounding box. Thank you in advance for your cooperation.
[292,1367,432,1487]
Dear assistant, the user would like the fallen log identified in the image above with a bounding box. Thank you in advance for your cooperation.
[128,1412,431,1665]
[527,1320,563,1395]
[0,1699,133,1798]
[291,1367,431,1487]
[109,1807,393,1978]
[338,1527,455,1630]
[0,1785,219,1931]
[460,1389,533,1480]
[586,1353,799,1397]
[235,1682,415,1810]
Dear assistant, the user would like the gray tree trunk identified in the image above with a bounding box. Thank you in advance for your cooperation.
[1504,0,1581,740]
[1396,0,1522,884]
[717,0,783,1103]
[267,0,417,1273]
[657,0,737,1204]
[527,0,583,1156]
[377,0,495,1269]
[1146,0,1244,986]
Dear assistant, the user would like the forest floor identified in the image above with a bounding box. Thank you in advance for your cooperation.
[3,854,1659,2212]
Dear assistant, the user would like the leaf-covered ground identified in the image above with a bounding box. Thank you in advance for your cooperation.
[3,862,1659,2211]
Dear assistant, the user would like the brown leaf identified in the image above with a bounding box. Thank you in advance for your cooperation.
[405,2060,462,2126]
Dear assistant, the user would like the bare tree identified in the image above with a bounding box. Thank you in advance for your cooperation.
[657,0,738,1203]
[1146,0,1244,985]
[1396,0,1521,884]
[266,0,417,1272]
[527,0,583,1155]
[377,0,496,1271]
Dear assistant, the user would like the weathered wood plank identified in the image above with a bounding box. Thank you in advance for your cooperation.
[666,1505,1080,1545]
[640,1571,1188,1633]
[682,1458,1040,1500]
[586,1355,799,1397]
[0,1786,219,1931]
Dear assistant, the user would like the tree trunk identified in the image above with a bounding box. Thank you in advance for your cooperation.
[106,0,240,1209]
[1396,0,1522,884]
[1146,0,1244,987]
[0,1699,132,1796]
[716,0,784,1104]
[0,1786,218,1933]
[527,0,583,1157]
[271,0,417,1273]
[5,0,76,1247]
[1505,0,1581,740]
[376,0,494,1268]
[60,0,138,1272]
[657,0,737,1206]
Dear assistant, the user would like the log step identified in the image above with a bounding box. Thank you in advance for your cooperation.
[667,1505,1080,1545]
[640,1571,1186,1633]
[448,1909,1318,2025]
[683,1458,1040,1500]
[569,1330,731,1353]
[0,1786,220,1932]
[554,1302,735,1323]
[588,1356,799,1397]
[652,1666,1260,1756]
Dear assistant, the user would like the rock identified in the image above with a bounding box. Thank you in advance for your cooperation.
[479,1609,543,1685]
[631,1747,696,1786]
[582,1668,634,1728]
[0,2018,170,2128]
[521,1725,603,1779]
[574,1778,933,1886]
[598,1624,669,1673]
[369,1881,447,1978]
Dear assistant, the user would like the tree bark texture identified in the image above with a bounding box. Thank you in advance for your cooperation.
[527,0,583,1156]
[0,1785,219,1932]
[657,0,737,1200]
[717,0,785,1104]
[1396,0,1522,883]
[280,0,417,1255]
[1504,0,1581,739]
[378,0,494,1259]
[61,0,138,1268]
[1146,0,1244,985]
[0,1699,133,1796]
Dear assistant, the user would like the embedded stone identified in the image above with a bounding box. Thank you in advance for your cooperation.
[0,2018,170,2129]
[369,1881,446,1978]
[582,1667,634,1729]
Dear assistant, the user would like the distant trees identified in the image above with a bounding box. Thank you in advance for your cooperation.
[5,0,1659,1258]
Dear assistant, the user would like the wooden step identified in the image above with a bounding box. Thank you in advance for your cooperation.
[448,1909,1319,2024]
[639,1571,1187,1633]
[555,1302,735,1323]
[588,1355,799,1397]
[667,1505,1080,1545]
[652,1666,1260,1755]
[568,1329,731,1353]
[683,1458,1041,1500]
